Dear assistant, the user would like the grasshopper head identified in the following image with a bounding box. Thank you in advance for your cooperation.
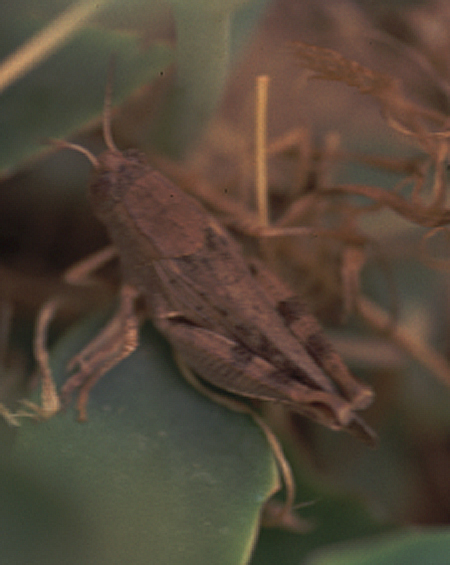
[88,148,147,220]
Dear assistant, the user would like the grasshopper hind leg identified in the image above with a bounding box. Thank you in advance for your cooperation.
[247,258,374,411]
[173,353,309,533]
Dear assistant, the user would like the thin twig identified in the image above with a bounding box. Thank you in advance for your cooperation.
[358,296,450,390]
[255,75,270,227]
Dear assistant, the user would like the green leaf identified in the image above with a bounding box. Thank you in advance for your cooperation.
[306,528,450,565]
[4,311,278,565]
[0,18,173,173]
[251,478,393,564]
[0,0,270,171]
[146,0,271,157]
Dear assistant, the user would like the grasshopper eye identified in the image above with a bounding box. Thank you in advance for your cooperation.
[123,148,147,165]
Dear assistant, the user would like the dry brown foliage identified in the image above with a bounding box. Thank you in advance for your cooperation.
[157,41,450,393]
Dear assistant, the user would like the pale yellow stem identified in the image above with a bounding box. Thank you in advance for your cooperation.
[255,75,270,227]
[0,0,110,94]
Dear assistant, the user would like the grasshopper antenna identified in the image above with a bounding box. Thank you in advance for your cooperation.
[103,55,119,153]
[47,57,119,166]
[46,138,99,169]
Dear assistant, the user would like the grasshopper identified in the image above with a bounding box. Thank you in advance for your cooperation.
[4,72,377,528]
[25,75,376,449]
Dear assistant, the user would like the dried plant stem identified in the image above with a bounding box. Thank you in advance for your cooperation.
[0,0,110,94]
[420,227,450,271]
[0,300,13,368]
[358,296,450,390]
[255,75,270,227]
[322,184,450,228]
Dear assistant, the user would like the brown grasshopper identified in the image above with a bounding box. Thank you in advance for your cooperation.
[26,77,377,450]
[2,72,377,528]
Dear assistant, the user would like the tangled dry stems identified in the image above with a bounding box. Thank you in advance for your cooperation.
[160,41,450,391]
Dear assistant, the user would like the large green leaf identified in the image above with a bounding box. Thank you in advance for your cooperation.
[0,17,174,173]
[251,462,393,564]
[4,311,278,564]
[0,0,271,171]
[306,528,450,565]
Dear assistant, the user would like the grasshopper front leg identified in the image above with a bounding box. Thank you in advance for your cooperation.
[61,283,141,421]
[28,246,141,421]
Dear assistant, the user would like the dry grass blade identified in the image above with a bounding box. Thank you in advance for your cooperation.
[0,0,110,94]
[291,40,450,151]
[358,296,450,391]
[420,227,450,271]
[321,184,450,228]
[291,40,395,96]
